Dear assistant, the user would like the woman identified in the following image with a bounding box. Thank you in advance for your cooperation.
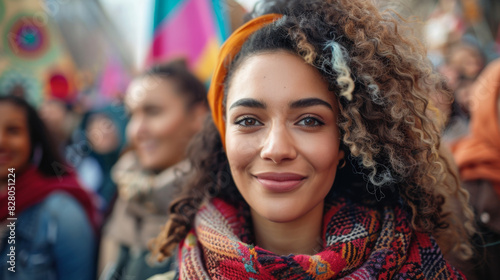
[0,95,98,280]
[75,104,128,214]
[452,58,500,280]
[152,0,474,279]
[101,62,208,280]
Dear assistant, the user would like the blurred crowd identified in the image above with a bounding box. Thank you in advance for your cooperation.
[0,0,500,279]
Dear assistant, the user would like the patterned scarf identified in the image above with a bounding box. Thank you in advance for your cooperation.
[177,198,464,279]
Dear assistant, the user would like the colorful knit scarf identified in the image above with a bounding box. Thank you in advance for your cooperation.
[177,198,463,279]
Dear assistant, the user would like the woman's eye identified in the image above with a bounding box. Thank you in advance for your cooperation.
[144,106,162,116]
[235,117,263,127]
[296,117,324,127]
[6,126,22,135]
[146,109,161,116]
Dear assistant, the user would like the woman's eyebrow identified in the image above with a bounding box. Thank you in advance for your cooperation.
[229,98,266,110]
[289,98,333,111]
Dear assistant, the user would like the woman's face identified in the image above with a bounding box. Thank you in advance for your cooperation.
[86,114,119,154]
[449,47,483,79]
[0,103,31,180]
[125,76,200,171]
[225,51,344,223]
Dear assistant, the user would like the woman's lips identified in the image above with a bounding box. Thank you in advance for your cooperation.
[137,141,157,154]
[254,172,306,193]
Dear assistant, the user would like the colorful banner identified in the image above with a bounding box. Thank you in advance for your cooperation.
[98,53,131,102]
[146,0,230,83]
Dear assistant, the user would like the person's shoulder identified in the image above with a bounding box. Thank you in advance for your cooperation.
[41,190,81,207]
[39,191,89,223]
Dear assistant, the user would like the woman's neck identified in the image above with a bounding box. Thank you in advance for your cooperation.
[251,202,324,255]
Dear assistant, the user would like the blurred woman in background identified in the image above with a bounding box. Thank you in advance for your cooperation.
[440,42,486,144]
[100,62,208,280]
[452,58,500,280]
[0,95,98,280]
[75,104,128,215]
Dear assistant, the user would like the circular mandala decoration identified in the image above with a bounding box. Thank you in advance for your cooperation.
[4,14,50,59]
[0,70,42,107]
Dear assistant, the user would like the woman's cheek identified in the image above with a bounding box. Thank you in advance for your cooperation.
[295,130,341,169]
[226,132,261,170]
[160,109,188,137]
[126,117,140,145]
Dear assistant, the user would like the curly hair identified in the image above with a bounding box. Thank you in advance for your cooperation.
[151,0,475,261]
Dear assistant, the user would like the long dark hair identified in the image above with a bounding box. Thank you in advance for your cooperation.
[0,95,69,177]
[143,61,208,110]
[151,0,475,261]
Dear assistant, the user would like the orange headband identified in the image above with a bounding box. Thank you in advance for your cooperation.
[207,14,283,148]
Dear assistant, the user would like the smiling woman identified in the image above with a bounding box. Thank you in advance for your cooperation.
[150,0,475,279]
[102,62,208,280]
[225,52,344,255]
[0,96,98,280]
[125,72,205,172]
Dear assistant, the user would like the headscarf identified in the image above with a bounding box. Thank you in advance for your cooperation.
[452,58,500,197]
[207,14,282,148]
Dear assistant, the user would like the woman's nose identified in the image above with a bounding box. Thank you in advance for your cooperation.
[260,124,297,164]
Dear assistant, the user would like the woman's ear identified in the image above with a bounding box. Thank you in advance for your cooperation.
[337,150,345,166]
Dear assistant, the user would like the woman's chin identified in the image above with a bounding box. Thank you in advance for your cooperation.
[249,200,309,224]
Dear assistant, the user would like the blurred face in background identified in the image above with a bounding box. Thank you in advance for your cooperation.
[449,45,484,79]
[86,114,119,154]
[0,102,31,180]
[125,76,204,172]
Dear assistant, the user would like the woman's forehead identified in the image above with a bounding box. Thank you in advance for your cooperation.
[125,76,180,109]
[226,51,336,108]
